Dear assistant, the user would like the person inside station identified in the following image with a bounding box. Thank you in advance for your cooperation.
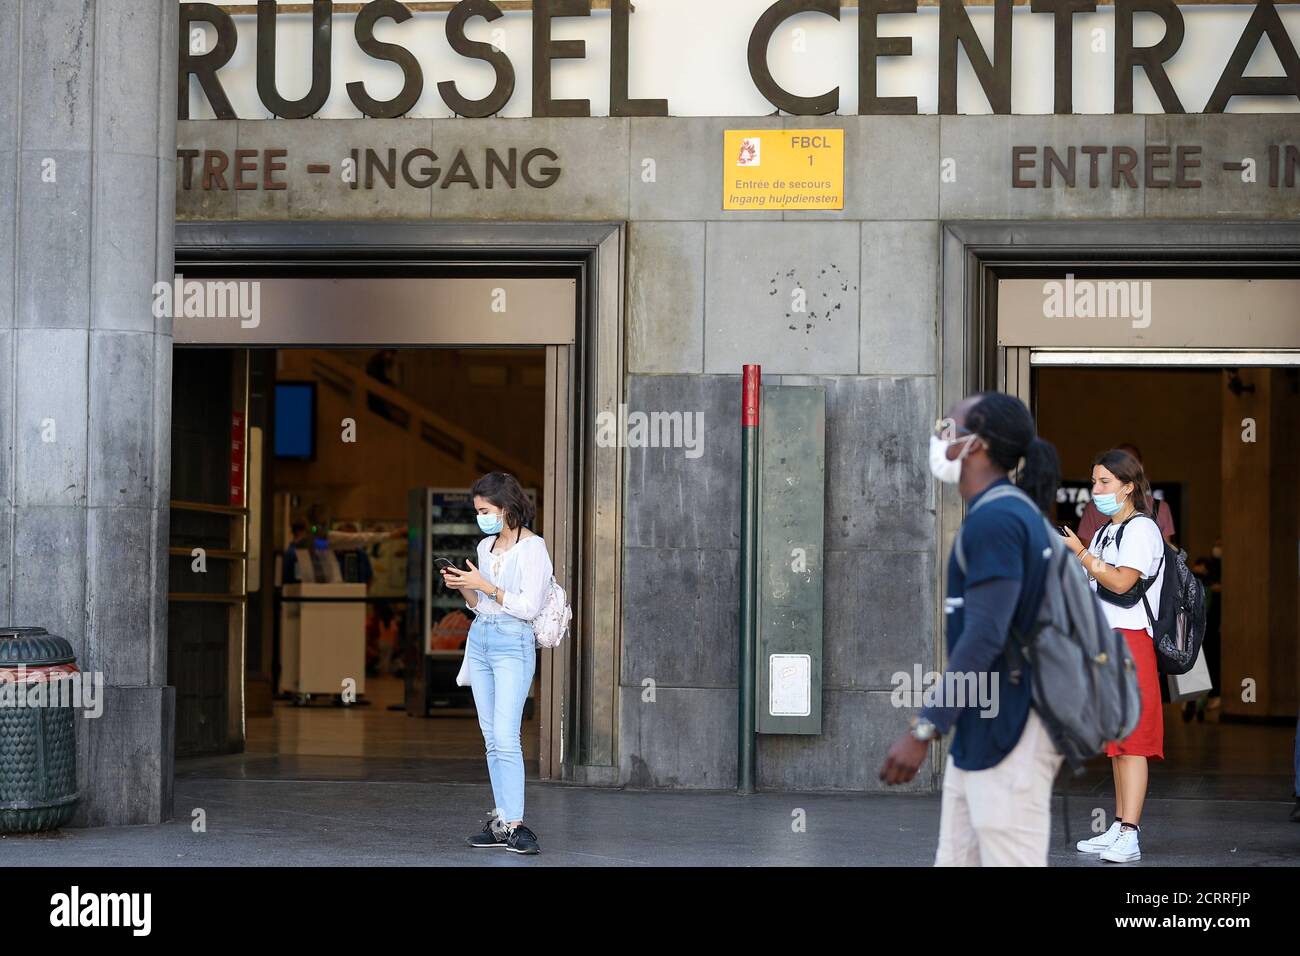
[1076,442,1175,547]
[283,510,404,585]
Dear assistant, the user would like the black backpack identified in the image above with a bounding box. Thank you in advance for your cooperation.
[957,485,1141,772]
[1103,517,1207,676]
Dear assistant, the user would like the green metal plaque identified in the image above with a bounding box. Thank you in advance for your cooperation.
[755,385,826,735]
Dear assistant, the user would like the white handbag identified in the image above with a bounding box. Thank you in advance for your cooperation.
[530,577,572,649]
[1166,645,1212,702]
[455,580,570,685]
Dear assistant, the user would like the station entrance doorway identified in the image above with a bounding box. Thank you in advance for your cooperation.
[993,271,1300,802]
[163,222,627,786]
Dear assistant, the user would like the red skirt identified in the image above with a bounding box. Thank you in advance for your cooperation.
[1106,627,1165,760]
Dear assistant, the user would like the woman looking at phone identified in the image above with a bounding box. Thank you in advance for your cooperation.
[440,472,552,855]
[1060,449,1166,863]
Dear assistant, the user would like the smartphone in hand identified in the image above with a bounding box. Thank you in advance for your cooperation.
[435,557,460,588]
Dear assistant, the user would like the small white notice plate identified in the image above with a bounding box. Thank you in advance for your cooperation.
[769,653,811,717]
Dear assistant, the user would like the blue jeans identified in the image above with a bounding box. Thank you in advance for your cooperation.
[466,613,537,823]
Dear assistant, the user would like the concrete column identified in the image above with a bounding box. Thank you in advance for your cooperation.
[0,0,178,825]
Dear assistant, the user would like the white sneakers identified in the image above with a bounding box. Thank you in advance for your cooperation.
[1076,820,1122,854]
[1100,827,1141,863]
[1076,821,1142,861]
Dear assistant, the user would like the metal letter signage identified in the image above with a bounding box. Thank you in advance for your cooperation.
[177,1,1300,119]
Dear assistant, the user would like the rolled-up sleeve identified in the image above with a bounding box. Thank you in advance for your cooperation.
[500,540,553,620]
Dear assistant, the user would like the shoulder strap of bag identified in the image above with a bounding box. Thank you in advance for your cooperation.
[1111,513,1138,549]
[954,483,1051,574]
[954,483,1051,680]
[1113,511,1161,549]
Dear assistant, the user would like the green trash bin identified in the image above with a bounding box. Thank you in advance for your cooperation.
[0,626,81,832]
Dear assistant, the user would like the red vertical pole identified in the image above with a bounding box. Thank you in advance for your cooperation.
[739,365,761,793]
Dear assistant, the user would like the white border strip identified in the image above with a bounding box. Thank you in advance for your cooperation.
[1031,350,1300,367]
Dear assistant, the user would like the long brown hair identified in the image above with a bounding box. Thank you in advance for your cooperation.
[1093,449,1153,517]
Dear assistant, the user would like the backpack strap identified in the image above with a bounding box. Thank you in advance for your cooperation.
[953,483,1049,684]
[954,483,1054,573]
[1112,511,1160,549]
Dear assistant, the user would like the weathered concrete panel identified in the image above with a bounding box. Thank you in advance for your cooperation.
[88,331,155,508]
[630,116,783,221]
[939,115,1147,219]
[628,221,705,374]
[0,3,18,152]
[12,505,87,655]
[704,222,861,375]
[1145,115,1300,219]
[619,684,737,789]
[860,220,939,376]
[86,506,154,683]
[235,119,434,220]
[0,150,13,328]
[19,0,94,153]
[16,150,91,329]
[0,331,11,509]
[620,546,739,688]
[784,115,940,222]
[0,508,10,625]
[15,328,88,507]
[757,689,934,792]
[778,375,936,552]
[92,153,160,332]
[75,685,175,826]
[174,120,238,220]
[624,374,740,551]
[824,548,936,690]
[190,118,635,221]
[155,159,177,336]
[94,0,164,159]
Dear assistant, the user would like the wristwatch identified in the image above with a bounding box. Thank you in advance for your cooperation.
[909,716,940,741]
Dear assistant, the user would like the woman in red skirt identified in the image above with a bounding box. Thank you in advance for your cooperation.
[1061,449,1166,863]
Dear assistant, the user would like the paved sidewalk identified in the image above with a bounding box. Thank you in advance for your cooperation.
[4,756,1297,866]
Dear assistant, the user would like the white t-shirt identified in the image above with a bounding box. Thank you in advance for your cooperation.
[1086,514,1166,634]
[466,534,553,622]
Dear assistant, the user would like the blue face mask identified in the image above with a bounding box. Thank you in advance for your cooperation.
[1093,492,1122,516]
[477,512,504,535]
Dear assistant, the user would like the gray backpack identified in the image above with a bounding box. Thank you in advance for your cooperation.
[955,484,1141,772]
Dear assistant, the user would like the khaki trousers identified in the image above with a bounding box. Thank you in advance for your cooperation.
[934,708,1064,867]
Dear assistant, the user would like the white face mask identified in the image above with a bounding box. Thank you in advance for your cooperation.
[929,434,977,485]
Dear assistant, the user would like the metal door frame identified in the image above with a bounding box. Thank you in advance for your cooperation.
[934,219,1300,784]
[173,221,627,782]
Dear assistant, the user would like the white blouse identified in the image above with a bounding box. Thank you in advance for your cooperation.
[465,534,553,621]
[1086,514,1166,635]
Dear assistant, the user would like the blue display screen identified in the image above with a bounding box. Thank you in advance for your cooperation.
[274,383,315,459]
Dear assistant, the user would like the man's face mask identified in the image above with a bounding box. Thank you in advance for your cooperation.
[929,418,979,485]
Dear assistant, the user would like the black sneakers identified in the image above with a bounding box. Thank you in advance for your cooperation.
[505,823,541,854]
[466,814,509,849]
